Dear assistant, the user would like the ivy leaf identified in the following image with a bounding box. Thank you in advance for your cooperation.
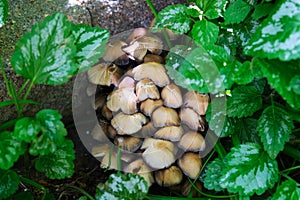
[244,0,300,61]
[191,20,219,46]
[290,75,300,95]
[72,24,110,73]
[0,132,26,170]
[203,158,225,191]
[219,143,279,196]
[35,139,75,179]
[152,4,193,34]
[258,106,294,159]
[0,169,20,199]
[11,12,76,85]
[251,3,273,20]
[29,109,67,156]
[95,173,148,200]
[0,0,8,28]
[224,0,252,25]
[272,180,300,200]
[195,0,227,19]
[227,85,263,118]
[14,117,41,142]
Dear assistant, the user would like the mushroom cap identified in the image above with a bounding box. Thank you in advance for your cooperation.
[114,135,143,152]
[101,104,113,120]
[155,166,183,187]
[91,144,110,158]
[132,62,170,87]
[142,138,176,169]
[178,132,206,152]
[118,76,135,88]
[152,106,180,128]
[183,91,210,115]
[178,152,202,179]
[92,94,106,110]
[122,41,147,61]
[161,84,183,108]
[135,122,157,138]
[111,112,147,135]
[154,126,184,142]
[107,125,117,139]
[144,54,164,64]
[140,99,163,116]
[179,108,205,131]
[127,28,149,42]
[87,63,121,86]
[91,123,109,142]
[136,36,163,55]
[103,40,129,65]
[136,79,160,101]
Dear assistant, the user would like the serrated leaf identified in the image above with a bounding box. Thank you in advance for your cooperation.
[29,109,67,156]
[234,118,260,143]
[244,0,300,61]
[0,0,8,28]
[219,143,279,196]
[95,173,148,200]
[152,5,193,34]
[35,139,75,179]
[251,3,273,20]
[72,24,109,73]
[11,12,76,85]
[0,132,26,170]
[14,117,41,142]
[220,60,242,88]
[258,106,294,159]
[227,85,263,118]
[233,61,254,85]
[272,180,300,200]
[224,0,252,25]
[203,158,225,191]
[0,169,19,200]
[191,20,219,46]
[290,75,300,95]
[195,0,227,19]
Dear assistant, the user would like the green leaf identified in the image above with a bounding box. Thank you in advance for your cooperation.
[272,180,300,200]
[232,61,254,85]
[224,0,252,25]
[6,191,35,200]
[244,0,300,61]
[0,0,8,28]
[195,0,227,19]
[258,106,294,159]
[251,3,273,20]
[29,109,67,156]
[220,60,242,88]
[152,5,193,34]
[191,20,219,46]
[290,75,300,95]
[0,169,19,199]
[95,173,148,200]
[35,139,75,179]
[203,158,225,191]
[233,118,260,144]
[14,117,41,142]
[227,85,263,118]
[219,143,279,196]
[0,132,25,170]
[72,24,109,73]
[0,99,40,108]
[11,12,76,85]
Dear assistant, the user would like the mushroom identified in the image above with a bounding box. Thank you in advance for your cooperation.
[152,106,180,128]
[132,62,170,87]
[127,28,149,42]
[135,122,157,138]
[136,79,160,101]
[161,84,183,108]
[141,138,177,169]
[111,112,147,135]
[179,108,206,131]
[103,40,129,65]
[91,123,109,142]
[178,152,202,179]
[122,41,147,61]
[154,166,183,187]
[101,104,113,120]
[92,144,118,170]
[107,125,117,139]
[183,91,210,115]
[118,76,136,88]
[136,36,163,55]
[114,135,143,152]
[144,54,164,63]
[92,94,106,110]
[140,99,163,116]
[154,126,183,141]
[87,63,122,86]
[178,132,205,152]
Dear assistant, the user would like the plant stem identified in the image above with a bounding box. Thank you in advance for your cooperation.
[17,79,30,97]
[67,185,95,200]
[283,144,300,162]
[231,134,240,147]
[20,80,35,113]
[281,165,300,174]
[215,140,227,159]
[19,176,47,200]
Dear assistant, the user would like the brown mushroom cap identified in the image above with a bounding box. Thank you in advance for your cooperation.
[87,63,122,86]
[161,84,183,108]
[127,28,149,42]
[136,36,163,55]
[154,126,183,141]
[152,106,180,128]
[178,152,202,179]
[155,166,183,187]
[140,99,163,116]
[136,79,160,101]
[183,91,210,115]
[107,125,117,139]
[92,144,118,170]
[122,41,147,61]
[111,112,147,135]
[103,40,129,65]
[144,54,164,64]
[101,104,113,120]
[118,76,135,88]
[132,62,170,87]
[114,135,143,152]
[178,132,206,152]
[179,108,205,131]
[135,122,157,138]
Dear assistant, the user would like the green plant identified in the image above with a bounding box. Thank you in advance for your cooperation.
[0,10,109,199]
[0,0,8,28]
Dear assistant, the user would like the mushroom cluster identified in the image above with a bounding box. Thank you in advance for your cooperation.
[87,28,210,189]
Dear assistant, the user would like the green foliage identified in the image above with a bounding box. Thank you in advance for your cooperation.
[272,180,300,200]
[0,0,8,28]
[191,20,219,46]
[203,158,224,191]
[224,0,252,24]
[193,0,227,19]
[0,169,20,200]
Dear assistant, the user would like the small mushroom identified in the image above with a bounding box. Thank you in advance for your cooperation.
[103,40,129,65]
[178,152,202,179]
[136,79,160,101]
[179,108,205,131]
[161,84,183,108]
[118,76,135,88]
[135,122,157,138]
[87,63,122,86]
[183,91,210,115]
[152,106,180,128]
[107,125,117,139]
[178,132,205,152]
[114,135,143,152]
[122,41,147,61]
[101,104,113,120]
[127,28,149,42]
[132,62,170,87]
[140,99,163,116]
[91,123,109,142]
[111,112,147,135]
[92,144,118,170]
[155,166,183,187]
[154,126,183,141]
[144,54,164,63]
[92,94,106,110]
[136,36,163,55]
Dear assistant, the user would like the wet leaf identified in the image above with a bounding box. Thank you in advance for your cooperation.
[203,158,225,191]
[195,0,227,19]
[224,0,252,25]
[251,3,273,20]
[233,118,261,144]
[272,180,300,200]
[14,117,41,142]
[232,61,254,85]
[290,75,300,95]
[0,169,19,199]
[258,106,294,159]
[191,20,219,46]
[0,0,8,27]
[219,143,279,196]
